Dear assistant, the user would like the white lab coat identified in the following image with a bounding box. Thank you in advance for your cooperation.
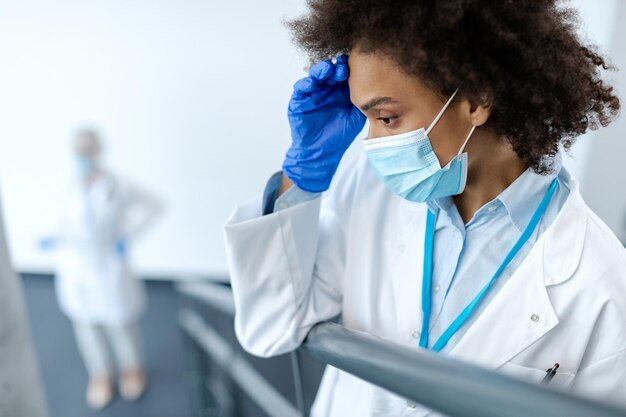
[54,173,160,326]
[224,150,626,416]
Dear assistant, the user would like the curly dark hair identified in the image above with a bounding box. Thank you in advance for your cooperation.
[287,0,620,173]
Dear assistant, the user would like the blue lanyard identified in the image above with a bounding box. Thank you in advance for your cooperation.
[419,178,559,352]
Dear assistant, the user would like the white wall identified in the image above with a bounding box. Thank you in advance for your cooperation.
[562,0,619,182]
[577,1,626,243]
[0,1,623,280]
[0,0,307,278]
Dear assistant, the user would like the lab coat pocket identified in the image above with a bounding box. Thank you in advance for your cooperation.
[498,361,576,391]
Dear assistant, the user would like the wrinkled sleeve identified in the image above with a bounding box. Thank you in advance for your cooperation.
[224,187,347,357]
[224,153,358,358]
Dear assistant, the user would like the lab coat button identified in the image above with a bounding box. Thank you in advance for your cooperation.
[434,284,441,293]
[531,314,540,322]
[398,244,405,253]
[411,330,419,339]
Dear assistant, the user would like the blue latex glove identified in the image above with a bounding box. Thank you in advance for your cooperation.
[38,237,57,251]
[115,240,127,258]
[283,55,366,192]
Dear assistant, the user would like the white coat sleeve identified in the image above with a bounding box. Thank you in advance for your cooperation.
[121,184,163,239]
[224,186,348,358]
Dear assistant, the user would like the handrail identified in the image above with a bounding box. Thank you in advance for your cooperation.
[178,308,301,417]
[177,281,626,417]
[302,322,626,417]
[177,282,310,416]
[176,281,236,315]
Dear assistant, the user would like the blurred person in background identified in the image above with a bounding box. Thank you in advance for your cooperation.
[39,129,162,410]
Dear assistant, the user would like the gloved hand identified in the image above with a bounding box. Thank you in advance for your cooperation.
[283,55,366,193]
[38,237,57,251]
[115,240,127,258]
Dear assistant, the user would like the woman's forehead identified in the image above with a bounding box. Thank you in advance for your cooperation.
[348,51,433,108]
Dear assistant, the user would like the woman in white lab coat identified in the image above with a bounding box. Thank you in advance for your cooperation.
[42,130,161,410]
[224,1,625,416]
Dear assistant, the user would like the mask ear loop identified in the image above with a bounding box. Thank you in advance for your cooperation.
[458,125,476,155]
[426,88,459,136]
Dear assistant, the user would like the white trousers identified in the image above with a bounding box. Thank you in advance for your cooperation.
[72,320,144,377]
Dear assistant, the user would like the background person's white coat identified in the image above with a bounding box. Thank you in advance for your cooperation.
[53,173,161,325]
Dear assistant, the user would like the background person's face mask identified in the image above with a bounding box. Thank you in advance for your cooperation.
[75,155,97,178]
[364,89,476,203]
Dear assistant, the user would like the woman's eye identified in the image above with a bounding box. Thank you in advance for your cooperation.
[377,116,397,126]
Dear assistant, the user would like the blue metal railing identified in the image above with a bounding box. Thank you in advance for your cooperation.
[177,281,626,417]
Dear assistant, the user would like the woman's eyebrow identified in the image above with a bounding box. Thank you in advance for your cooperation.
[360,96,399,111]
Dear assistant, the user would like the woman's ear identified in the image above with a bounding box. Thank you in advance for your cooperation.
[468,97,491,127]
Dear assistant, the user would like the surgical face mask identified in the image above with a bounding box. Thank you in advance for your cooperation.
[363,89,476,203]
[75,155,96,178]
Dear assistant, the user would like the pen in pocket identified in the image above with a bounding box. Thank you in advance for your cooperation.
[541,363,560,385]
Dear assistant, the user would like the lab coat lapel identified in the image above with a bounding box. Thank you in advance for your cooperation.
[446,244,559,369]
[384,178,586,367]
[385,199,429,343]
[447,182,587,370]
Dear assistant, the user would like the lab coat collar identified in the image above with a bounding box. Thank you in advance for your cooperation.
[498,156,562,234]
[542,174,586,286]
[427,155,563,235]
[386,175,587,370]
